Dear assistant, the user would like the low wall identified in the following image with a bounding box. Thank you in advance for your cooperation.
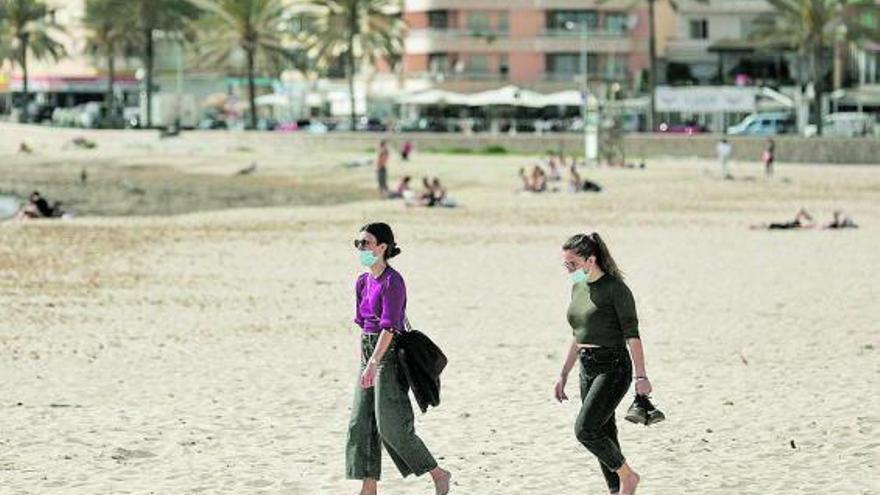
[289,133,879,165]
[2,123,877,164]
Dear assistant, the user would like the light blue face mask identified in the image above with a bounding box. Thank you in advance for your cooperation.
[570,268,588,285]
[358,250,378,267]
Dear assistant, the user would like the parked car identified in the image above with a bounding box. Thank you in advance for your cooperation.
[727,112,795,135]
[804,112,876,137]
[658,120,707,135]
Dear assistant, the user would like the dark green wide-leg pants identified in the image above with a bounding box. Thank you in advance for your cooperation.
[345,333,438,480]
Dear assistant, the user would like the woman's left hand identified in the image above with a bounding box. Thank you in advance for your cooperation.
[635,377,652,396]
[360,362,378,389]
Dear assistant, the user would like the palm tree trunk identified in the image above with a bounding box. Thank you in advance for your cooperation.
[347,6,357,130]
[107,43,116,123]
[19,34,29,123]
[144,26,154,128]
[647,0,657,132]
[247,47,257,130]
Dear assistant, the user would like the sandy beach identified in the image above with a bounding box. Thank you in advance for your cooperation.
[0,126,878,494]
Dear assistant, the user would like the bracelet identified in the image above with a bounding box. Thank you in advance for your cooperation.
[634,376,648,381]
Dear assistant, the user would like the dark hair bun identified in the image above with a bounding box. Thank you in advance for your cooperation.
[386,245,402,259]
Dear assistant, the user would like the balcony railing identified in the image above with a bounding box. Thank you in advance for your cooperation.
[418,71,510,82]
[544,72,629,82]
[409,28,511,39]
[541,27,629,38]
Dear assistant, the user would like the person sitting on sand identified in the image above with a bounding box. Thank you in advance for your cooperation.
[567,164,602,193]
[518,168,533,192]
[17,191,60,220]
[548,156,562,181]
[388,176,412,200]
[750,208,816,230]
[18,141,33,154]
[531,166,548,193]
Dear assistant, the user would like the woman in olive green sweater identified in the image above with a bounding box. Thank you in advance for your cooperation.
[554,232,653,495]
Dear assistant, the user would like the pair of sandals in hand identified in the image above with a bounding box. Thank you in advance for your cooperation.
[625,394,666,426]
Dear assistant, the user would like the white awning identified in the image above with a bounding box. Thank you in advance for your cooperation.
[398,89,470,106]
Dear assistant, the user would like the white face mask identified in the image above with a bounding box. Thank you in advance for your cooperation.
[570,268,588,284]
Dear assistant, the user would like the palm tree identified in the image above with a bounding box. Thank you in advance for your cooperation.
[132,0,200,128]
[751,0,880,135]
[297,0,405,129]
[83,0,137,123]
[192,0,291,130]
[0,0,65,122]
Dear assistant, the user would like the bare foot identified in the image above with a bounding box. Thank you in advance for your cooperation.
[430,467,451,495]
[619,471,640,495]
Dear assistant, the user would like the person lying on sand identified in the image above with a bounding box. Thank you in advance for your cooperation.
[750,208,816,230]
[824,210,858,229]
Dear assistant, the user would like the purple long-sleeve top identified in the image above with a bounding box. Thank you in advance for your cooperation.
[354,266,407,334]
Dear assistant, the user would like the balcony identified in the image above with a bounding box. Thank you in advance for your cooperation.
[407,28,512,53]
[416,71,510,83]
[544,72,628,83]
[541,27,630,38]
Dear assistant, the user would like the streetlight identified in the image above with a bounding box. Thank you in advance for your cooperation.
[564,20,597,165]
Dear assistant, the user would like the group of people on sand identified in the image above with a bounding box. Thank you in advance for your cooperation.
[375,139,456,208]
[520,154,602,194]
[751,208,858,230]
[389,176,455,208]
[348,223,651,495]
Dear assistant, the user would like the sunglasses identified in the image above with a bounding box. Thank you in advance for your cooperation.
[353,239,374,249]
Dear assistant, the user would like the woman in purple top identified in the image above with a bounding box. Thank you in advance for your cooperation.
[346,222,451,495]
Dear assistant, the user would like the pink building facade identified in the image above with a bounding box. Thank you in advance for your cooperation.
[402,0,652,93]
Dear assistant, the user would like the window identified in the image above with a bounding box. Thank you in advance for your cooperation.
[498,11,509,32]
[605,13,629,34]
[547,10,599,30]
[546,53,599,76]
[428,53,449,73]
[468,12,491,32]
[604,54,628,79]
[467,55,490,74]
[428,10,449,29]
[689,19,708,39]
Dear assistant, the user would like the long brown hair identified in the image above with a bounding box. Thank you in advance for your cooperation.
[562,232,622,278]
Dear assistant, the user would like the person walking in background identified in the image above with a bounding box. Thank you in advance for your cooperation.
[376,140,390,197]
[716,138,733,180]
[762,139,775,178]
[347,223,451,495]
[554,233,655,495]
[401,140,413,161]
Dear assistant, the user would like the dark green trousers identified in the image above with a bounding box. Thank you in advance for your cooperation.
[345,333,437,480]
[576,346,633,494]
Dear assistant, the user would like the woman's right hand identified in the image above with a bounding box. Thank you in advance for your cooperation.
[554,375,569,402]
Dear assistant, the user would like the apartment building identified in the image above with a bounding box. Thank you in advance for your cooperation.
[663,0,796,86]
[402,0,676,94]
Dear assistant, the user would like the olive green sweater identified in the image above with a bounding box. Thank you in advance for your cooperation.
[567,274,640,347]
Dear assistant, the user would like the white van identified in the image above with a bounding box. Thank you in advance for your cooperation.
[727,112,796,135]
[804,112,876,137]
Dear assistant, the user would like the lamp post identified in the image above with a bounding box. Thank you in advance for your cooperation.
[565,20,597,166]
